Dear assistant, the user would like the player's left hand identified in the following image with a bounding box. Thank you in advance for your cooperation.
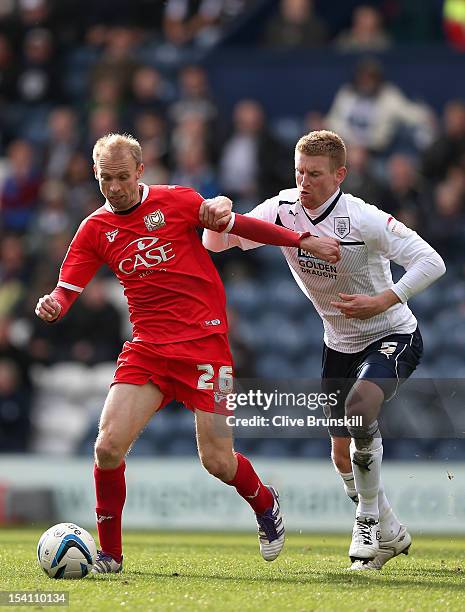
[330,293,387,320]
[200,196,233,230]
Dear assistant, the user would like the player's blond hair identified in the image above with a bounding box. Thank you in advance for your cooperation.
[295,130,346,171]
[93,133,143,166]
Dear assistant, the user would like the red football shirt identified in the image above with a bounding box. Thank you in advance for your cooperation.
[58,184,228,344]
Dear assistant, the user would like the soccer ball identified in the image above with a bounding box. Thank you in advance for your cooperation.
[37,523,97,578]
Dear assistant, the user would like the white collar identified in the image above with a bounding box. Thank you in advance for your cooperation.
[299,188,339,219]
[104,183,149,213]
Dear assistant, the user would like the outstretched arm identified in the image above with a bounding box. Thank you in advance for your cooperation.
[200,196,341,263]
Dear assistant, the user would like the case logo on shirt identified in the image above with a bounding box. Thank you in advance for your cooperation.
[334,217,350,239]
[144,210,166,232]
[118,236,175,276]
[105,229,119,242]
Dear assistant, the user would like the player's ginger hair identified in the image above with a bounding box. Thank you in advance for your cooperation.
[296,130,346,171]
[93,133,143,166]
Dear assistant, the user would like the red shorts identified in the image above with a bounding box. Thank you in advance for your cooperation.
[112,333,234,413]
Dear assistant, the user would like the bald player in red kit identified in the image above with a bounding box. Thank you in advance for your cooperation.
[35,133,340,573]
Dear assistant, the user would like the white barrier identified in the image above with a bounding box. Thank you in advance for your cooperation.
[1,456,464,532]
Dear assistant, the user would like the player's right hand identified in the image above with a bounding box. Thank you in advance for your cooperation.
[35,295,62,322]
[300,236,341,264]
[199,196,233,230]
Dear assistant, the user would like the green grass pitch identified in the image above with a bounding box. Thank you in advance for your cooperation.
[0,529,464,611]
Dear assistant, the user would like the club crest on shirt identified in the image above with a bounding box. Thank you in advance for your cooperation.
[144,210,166,232]
[334,216,350,239]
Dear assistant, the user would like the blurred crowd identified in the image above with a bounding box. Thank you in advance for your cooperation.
[1,0,465,453]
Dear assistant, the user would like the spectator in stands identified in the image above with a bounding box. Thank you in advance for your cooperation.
[343,145,387,206]
[16,28,61,105]
[1,139,42,233]
[88,76,124,118]
[171,110,215,166]
[43,107,80,180]
[0,314,33,396]
[125,66,172,122]
[170,65,218,126]
[219,99,292,202]
[0,357,33,452]
[90,26,140,100]
[0,235,29,317]
[139,140,169,186]
[335,5,392,52]
[0,0,14,23]
[34,180,75,246]
[162,0,250,47]
[262,0,328,48]
[64,152,98,217]
[326,58,433,155]
[132,111,170,167]
[170,143,220,199]
[30,277,123,365]
[0,34,16,104]
[28,233,72,325]
[428,173,465,262]
[63,277,124,365]
[382,154,423,227]
[0,33,16,149]
[17,0,52,31]
[422,99,465,182]
[86,107,119,151]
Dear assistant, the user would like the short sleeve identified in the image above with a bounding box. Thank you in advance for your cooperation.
[169,185,205,227]
[58,220,103,293]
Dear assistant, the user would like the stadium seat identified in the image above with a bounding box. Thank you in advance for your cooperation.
[35,363,88,401]
[255,353,297,379]
[225,280,264,316]
[252,439,293,457]
[264,278,310,317]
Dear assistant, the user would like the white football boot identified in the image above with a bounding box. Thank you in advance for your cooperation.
[255,486,285,562]
[349,525,411,570]
[349,516,380,562]
[91,551,123,574]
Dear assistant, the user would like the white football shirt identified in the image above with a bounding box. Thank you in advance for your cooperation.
[203,189,445,353]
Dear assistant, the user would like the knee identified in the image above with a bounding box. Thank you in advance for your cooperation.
[94,433,124,469]
[345,397,366,420]
[199,451,235,482]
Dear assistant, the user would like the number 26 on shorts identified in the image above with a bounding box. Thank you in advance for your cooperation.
[197,364,233,392]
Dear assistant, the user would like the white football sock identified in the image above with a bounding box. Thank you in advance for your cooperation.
[335,469,358,503]
[378,483,402,541]
[350,438,383,521]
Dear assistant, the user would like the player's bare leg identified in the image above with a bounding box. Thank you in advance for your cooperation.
[195,410,285,561]
[331,435,411,570]
[92,382,163,573]
[331,437,358,502]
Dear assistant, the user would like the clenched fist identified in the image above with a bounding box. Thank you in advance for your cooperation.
[199,196,233,230]
[35,294,62,322]
[299,236,341,264]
